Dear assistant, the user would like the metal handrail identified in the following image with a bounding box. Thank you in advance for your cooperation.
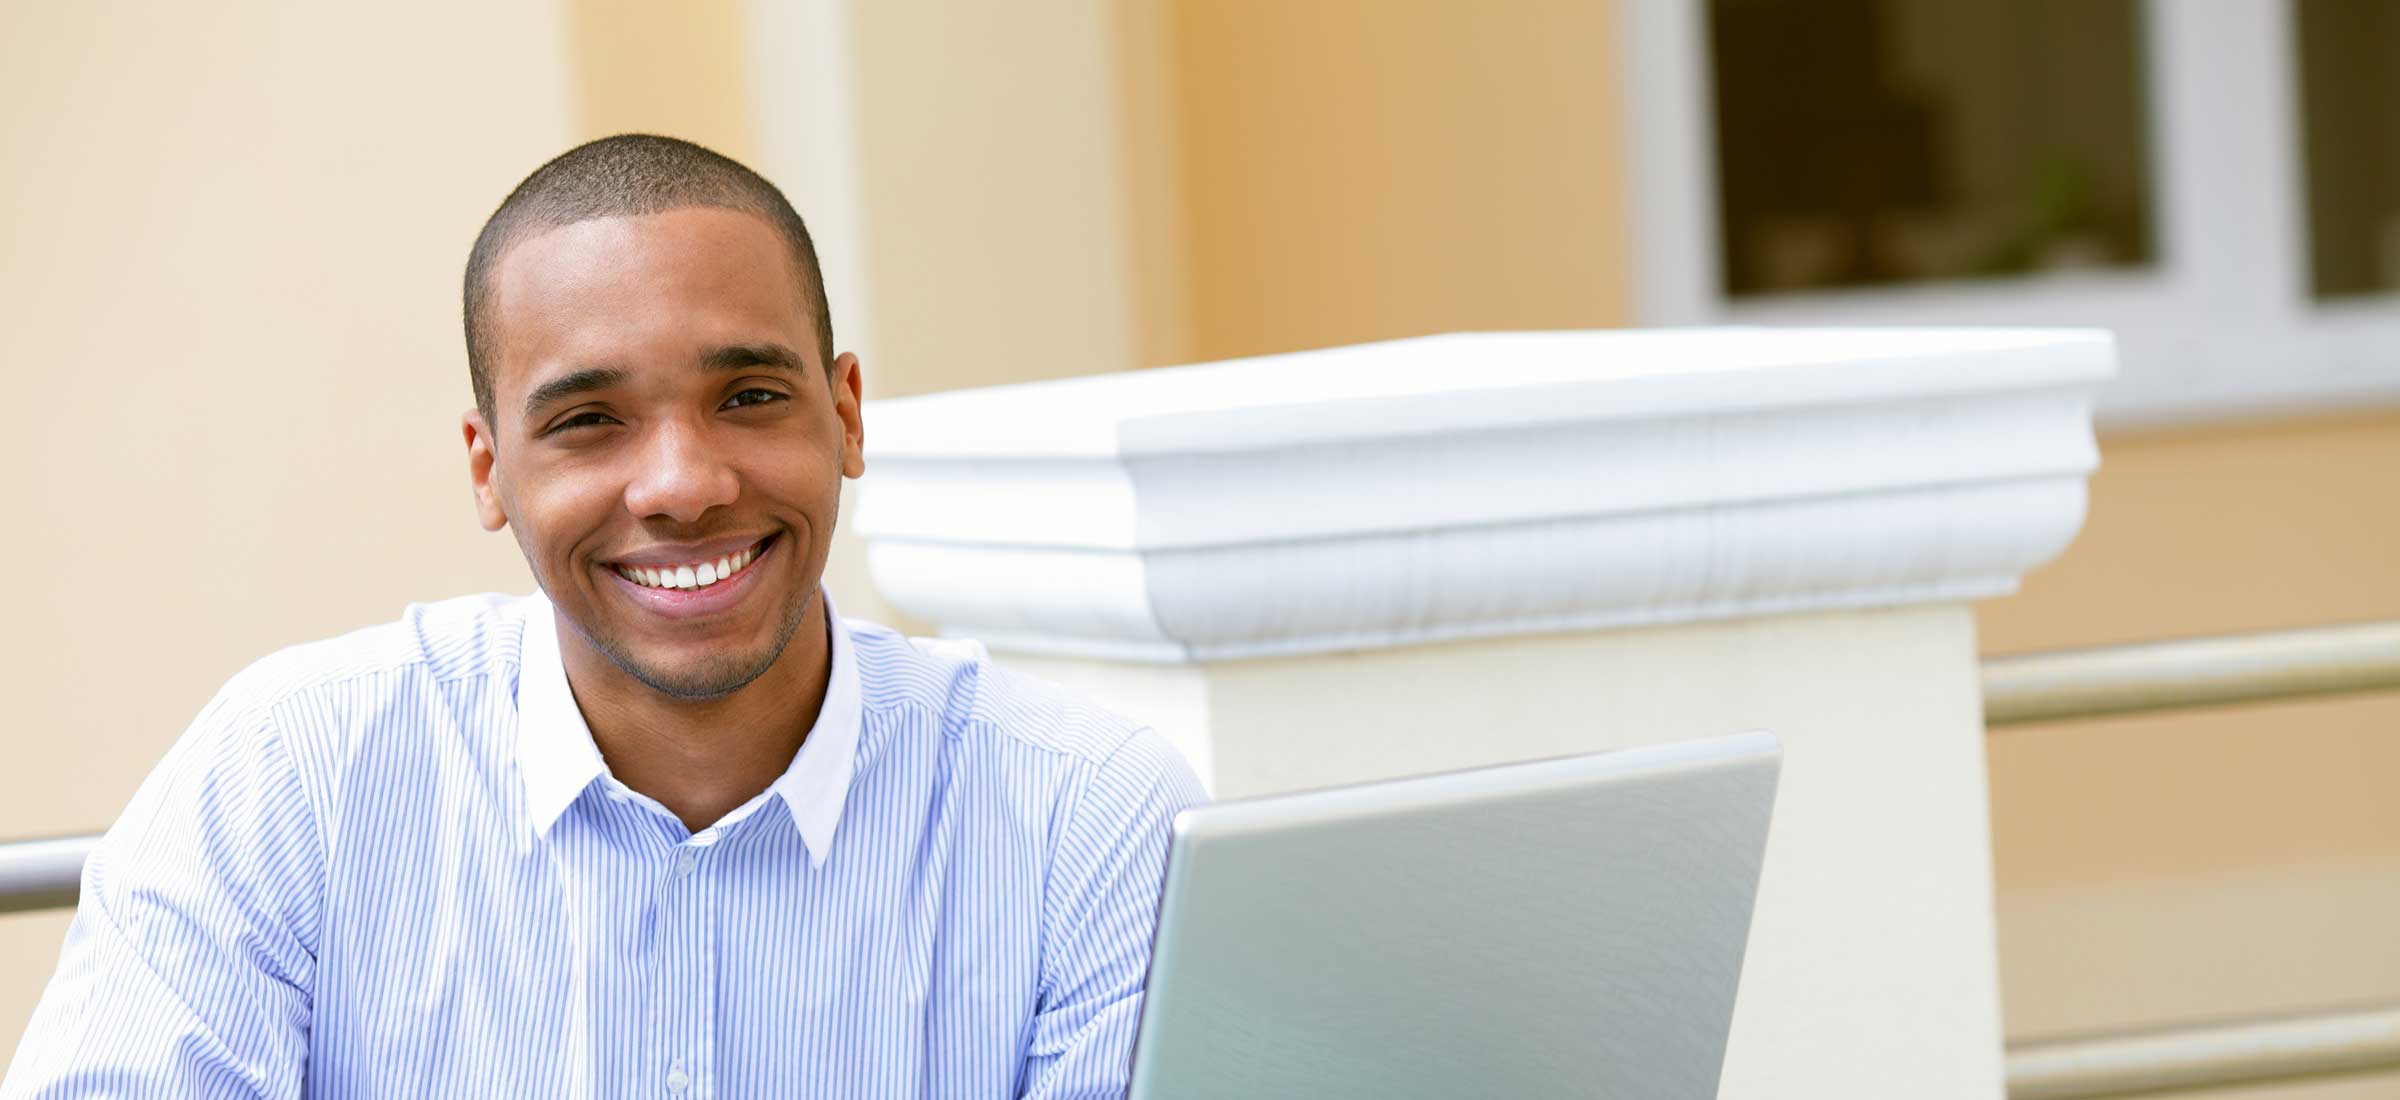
[0,834,92,915]
[1983,620,2400,727]
[1983,619,2400,1096]
[2006,1003,2400,1099]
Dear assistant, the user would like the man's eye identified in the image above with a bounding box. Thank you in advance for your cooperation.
[550,412,618,434]
[723,389,789,410]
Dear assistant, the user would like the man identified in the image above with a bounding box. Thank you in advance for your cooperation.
[4,135,1205,1098]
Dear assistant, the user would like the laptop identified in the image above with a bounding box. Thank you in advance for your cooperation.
[1127,731,1780,1099]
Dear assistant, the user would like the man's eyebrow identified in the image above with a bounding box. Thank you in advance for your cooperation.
[521,367,629,419]
[702,342,806,374]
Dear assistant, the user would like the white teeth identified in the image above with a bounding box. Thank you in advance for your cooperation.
[616,542,764,590]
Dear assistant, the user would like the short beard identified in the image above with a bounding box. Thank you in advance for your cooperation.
[584,580,816,701]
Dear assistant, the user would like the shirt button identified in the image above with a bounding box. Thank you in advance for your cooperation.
[667,1060,690,1093]
[673,851,698,878]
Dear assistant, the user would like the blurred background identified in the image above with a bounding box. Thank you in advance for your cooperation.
[2,0,2395,1095]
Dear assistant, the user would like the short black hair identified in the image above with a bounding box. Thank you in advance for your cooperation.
[462,134,833,425]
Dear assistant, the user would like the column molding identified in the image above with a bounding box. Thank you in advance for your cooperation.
[858,328,2114,661]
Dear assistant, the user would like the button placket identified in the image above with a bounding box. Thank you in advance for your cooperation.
[661,838,718,1099]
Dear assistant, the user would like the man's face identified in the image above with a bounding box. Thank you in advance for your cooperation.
[464,206,864,700]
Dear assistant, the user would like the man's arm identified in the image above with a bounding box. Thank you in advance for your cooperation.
[3,681,322,1099]
[1020,729,1207,1100]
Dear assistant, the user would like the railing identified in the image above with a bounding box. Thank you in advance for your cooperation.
[2006,1004,2400,1100]
[1987,618,2400,1097]
[0,835,93,916]
[1981,620,2400,727]
[3,620,2395,1097]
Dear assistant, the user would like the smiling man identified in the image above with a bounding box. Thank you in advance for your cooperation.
[3,135,1205,1099]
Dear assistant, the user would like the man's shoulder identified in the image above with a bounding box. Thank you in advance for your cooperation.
[220,592,535,716]
[846,620,1158,771]
[136,594,535,850]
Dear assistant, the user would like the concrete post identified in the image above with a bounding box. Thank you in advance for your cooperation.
[858,328,2113,1097]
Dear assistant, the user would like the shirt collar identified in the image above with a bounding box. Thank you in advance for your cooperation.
[516,589,863,868]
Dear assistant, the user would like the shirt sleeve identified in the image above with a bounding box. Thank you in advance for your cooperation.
[3,680,324,1099]
[1019,728,1208,1100]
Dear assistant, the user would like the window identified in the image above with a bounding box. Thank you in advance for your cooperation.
[1707,0,2156,297]
[2295,0,2400,301]
[1626,0,2400,422]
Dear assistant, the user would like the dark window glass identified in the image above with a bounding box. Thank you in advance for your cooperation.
[2295,0,2400,300]
[1708,0,2156,297]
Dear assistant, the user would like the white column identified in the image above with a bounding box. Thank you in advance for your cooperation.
[857,328,2113,1098]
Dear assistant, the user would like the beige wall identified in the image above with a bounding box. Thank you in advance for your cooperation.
[842,0,1152,397]
[0,0,588,1044]
[1977,412,2400,1067]
[760,0,1635,392]
[565,0,756,162]
[1156,0,1634,362]
[1982,412,2400,889]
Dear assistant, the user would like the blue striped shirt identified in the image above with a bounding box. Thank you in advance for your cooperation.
[4,592,1205,1098]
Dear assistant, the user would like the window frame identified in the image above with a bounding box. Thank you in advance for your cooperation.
[1618,0,2400,427]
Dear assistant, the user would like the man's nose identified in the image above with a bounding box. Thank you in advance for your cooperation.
[622,420,740,524]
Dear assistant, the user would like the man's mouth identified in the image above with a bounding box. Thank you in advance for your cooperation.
[609,534,776,591]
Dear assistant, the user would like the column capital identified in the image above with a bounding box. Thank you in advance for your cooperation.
[858,328,2113,661]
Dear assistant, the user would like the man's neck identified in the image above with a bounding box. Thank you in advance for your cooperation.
[557,600,833,834]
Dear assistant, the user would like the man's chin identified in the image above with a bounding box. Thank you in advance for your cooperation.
[584,593,817,702]
[550,561,821,702]
[605,645,786,701]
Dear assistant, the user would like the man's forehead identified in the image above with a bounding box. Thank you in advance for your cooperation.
[485,207,815,385]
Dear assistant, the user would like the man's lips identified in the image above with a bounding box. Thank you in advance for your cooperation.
[605,533,777,591]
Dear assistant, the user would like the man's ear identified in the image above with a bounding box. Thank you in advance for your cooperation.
[831,351,866,479]
[462,411,510,532]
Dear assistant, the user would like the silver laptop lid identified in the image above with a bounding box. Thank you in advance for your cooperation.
[1129,731,1780,1100]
